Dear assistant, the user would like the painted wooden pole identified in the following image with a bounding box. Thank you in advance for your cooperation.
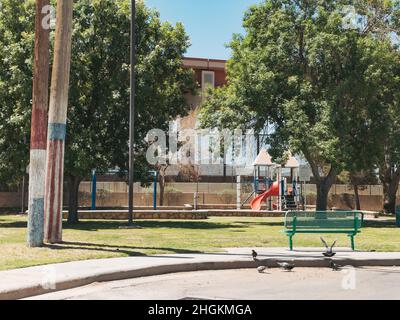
[44,0,74,243]
[27,0,50,247]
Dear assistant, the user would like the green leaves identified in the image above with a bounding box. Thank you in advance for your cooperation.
[200,0,400,209]
[0,0,196,187]
[66,0,196,181]
[0,0,34,188]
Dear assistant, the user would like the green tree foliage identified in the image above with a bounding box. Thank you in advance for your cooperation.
[0,0,34,190]
[0,0,196,220]
[345,0,400,213]
[200,0,400,211]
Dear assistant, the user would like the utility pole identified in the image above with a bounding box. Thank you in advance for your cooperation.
[128,0,136,225]
[44,0,74,243]
[27,0,50,247]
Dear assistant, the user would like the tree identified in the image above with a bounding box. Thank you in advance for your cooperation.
[0,0,34,190]
[64,0,195,223]
[350,0,400,213]
[340,0,400,213]
[338,33,399,212]
[350,42,400,214]
[0,0,196,223]
[200,0,400,211]
[377,101,400,213]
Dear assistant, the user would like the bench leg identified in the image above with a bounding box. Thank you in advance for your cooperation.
[288,235,293,251]
[349,235,355,251]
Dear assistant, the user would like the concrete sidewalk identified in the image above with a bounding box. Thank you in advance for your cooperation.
[1,247,400,300]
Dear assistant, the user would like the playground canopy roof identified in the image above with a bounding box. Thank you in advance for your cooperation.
[283,153,300,168]
[253,149,275,167]
[254,150,300,168]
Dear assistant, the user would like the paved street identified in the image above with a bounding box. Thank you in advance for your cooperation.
[27,267,400,300]
[3,248,400,299]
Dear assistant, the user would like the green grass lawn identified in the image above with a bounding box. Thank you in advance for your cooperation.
[0,214,399,271]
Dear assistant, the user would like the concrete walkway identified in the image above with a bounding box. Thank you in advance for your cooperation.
[1,247,400,300]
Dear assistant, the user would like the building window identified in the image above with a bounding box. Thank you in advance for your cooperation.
[202,71,215,94]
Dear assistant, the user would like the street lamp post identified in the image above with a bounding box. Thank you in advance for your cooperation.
[128,0,136,225]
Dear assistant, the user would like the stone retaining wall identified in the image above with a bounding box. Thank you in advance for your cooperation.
[207,211,284,217]
[62,210,208,220]
[59,209,285,220]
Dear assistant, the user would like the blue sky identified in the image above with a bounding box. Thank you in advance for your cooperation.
[145,0,261,60]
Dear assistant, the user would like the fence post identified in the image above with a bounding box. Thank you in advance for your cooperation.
[153,172,157,210]
[236,175,241,210]
[91,169,96,210]
[193,192,198,210]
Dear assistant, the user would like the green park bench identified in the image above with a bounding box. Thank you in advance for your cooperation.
[283,211,364,251]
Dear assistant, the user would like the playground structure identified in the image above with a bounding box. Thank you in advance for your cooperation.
[238,150,304,211]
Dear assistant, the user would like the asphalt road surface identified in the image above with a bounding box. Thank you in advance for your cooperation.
[27,267,400,300]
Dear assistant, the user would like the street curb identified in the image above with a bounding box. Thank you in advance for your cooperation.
[2,257,400,300]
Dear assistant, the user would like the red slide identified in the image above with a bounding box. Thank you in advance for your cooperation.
[250,181,280,211]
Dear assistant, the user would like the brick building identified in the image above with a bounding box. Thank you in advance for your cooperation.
[178,57,227,130]
[168,57,256,180]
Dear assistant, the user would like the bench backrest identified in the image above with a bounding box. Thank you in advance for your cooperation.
[285,211,364,231]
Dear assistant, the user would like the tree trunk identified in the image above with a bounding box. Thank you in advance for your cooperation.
[354,184,361,210]
[67,176,81,224]
[159,173,165,207]
[380,165,400,214]
[316,181,331,211]
[312,168,336,211]
[382,181,398,214]
[302,149,337,212]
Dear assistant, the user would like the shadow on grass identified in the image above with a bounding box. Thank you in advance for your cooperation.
[63,220,245,231]
[0,219,243,230]
[1,218,396,230]
[44,241,204,256]
[363,220,398,228]
[238,219,397,229]
[236,221,284,227]
[0,221,27,228]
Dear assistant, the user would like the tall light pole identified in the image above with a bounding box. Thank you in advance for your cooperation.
[128,0,136,225]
